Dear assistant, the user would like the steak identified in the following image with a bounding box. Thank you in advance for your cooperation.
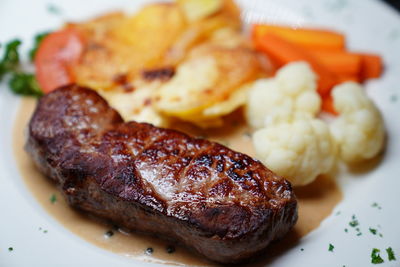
[25,84,297,264]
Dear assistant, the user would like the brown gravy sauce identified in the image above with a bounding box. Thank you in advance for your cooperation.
[13,98,342,266]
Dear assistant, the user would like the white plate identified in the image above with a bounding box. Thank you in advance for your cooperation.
[1,0,400,266]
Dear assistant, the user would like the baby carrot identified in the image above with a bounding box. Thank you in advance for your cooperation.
[252,24,346,51]
[253,32,338,95]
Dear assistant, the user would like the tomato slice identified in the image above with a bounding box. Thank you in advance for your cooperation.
[35,27,85,93]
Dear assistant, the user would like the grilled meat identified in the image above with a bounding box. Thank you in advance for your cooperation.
[26,84,297,264]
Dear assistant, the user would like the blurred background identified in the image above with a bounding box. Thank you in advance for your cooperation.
[383,0,400,11]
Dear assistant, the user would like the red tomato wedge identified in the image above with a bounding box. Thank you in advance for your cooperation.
[35,27,85,93]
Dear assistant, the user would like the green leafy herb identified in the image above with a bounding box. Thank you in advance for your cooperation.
[371,248,384,264]
[369,228,377,235]
[300,248,304,251]
[386,247,396,261]
[344,228,348,233]
[1,39,44,96]
[8,247,13,252]
[328,243,334,252]
[49,193,57,204]
[43,230,48,233]
[9,72,43,96]
[0,40,22,80]
[29,32,49,61]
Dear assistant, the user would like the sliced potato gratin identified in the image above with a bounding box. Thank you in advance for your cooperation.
[67,0,259,128]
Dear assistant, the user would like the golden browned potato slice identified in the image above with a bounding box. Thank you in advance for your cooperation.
[112,3,186,68]
[177,0,223,22]
[73,4,186,91]
[153,44,261,126]
[99,80,169,127]
[165,0,241,65]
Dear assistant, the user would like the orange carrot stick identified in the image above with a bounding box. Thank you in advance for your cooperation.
[359,53,383,81]
[310,50,362,77]
[252,24,346,51]
[321,94,338,115]
[336,73,361,83]
[253,32,338,96]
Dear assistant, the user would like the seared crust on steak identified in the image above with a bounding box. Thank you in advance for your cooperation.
[25,84,297,264]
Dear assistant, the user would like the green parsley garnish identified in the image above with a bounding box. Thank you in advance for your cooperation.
[0,39,43,96]
[371,248,384,264]
[386,247,396,261]
[9,72,42,96]
[0,40,21,80]
[49,194,57,204]
[328,243,334,252]
[369,228,377,235]
[29,32,49,61]
[344,228,348,233]
[8,247,13,252]
[349,215,359,227]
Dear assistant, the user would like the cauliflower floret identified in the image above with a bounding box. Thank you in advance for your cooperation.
[246,62,321,129]
[253,118,336,186]
[330,82,385,163]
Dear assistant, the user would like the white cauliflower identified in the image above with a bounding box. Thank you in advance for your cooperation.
[246,62,321,129]
[253,118,336,186]
[330,82,385,163]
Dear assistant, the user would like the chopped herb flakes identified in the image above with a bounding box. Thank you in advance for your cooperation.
[349,215,359,227]
[8,247,13,252]
[145,247,154,255]
[335,211,341,216]
[166,246,175,254]
[43,230,48,233]
[49,194,57,204]
[344,228,348,233]
[371,202,382,210]
[328,243,334,252]
[386,247,396,261]
[369,228,377,235]
[371,248,384,264]
[300,248,304,251]
[104,230,114,238]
